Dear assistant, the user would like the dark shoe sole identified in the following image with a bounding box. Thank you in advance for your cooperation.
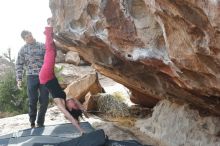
[31,123,35,128]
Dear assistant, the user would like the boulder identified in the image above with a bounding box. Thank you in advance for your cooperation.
[83,93,98,111]
[50,0,220,115]
[65,51,80,65]
[55,63,96,88]
[136,100,220,146]
[65,73,103,101]
[55,50,65,63]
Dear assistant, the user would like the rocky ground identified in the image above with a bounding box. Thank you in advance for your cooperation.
[0,76,158,146]
[1,76,220,146]
[0,103,157,146]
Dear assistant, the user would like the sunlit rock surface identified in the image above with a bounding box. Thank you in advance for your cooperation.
[65,73,102,100]
[55,50,65,63]
[65,51,81,65]
[55,63,96,87]
[136,100,220,146]
[50,0,220,115]
[0,106,156,146]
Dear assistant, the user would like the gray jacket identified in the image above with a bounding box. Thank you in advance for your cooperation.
[15,41,45,81]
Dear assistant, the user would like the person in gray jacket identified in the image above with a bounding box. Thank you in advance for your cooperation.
[16,30,49,128]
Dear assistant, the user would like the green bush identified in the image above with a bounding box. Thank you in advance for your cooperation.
[54,65,64,82]
[0,69,28,115]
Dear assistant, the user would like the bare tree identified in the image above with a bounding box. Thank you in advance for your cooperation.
[3,48,15,64]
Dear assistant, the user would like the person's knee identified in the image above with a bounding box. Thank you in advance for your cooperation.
[29,98,38,105]
[39,96,49,103]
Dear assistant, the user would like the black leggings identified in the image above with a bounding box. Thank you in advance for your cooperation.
[45,77,66,100]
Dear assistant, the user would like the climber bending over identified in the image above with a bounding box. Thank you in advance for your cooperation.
[39,18,87,135]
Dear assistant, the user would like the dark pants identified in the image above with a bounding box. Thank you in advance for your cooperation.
[27,75,49,125]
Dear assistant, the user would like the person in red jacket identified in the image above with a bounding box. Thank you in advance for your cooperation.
[39,18,86,135]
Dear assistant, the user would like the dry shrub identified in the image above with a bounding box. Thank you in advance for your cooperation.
[111,91,127,102]
[97,93,130,118]
[0,112,15,118]
[107,117,136,127]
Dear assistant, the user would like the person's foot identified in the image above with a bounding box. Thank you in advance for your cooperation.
[31,123,35,128]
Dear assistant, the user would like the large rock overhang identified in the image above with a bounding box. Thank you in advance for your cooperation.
[49,0,220,115]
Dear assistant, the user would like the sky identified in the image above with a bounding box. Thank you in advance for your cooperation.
[0,0,51,59]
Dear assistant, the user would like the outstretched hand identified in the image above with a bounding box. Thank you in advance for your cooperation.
[80,131,86,136]
[80,129,86,136]
[17,80,22,90]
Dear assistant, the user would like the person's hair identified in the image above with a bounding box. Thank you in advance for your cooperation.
[66,108,83,121]
[21,30,31,39]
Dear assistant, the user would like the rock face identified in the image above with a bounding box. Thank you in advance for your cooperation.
[136,100,220,146]
[55,50,65,63]
[49,0,220,115]
[55,63,96,87]
[0,106,156,146]
[65,51,81,65]
[65,73,102,100]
